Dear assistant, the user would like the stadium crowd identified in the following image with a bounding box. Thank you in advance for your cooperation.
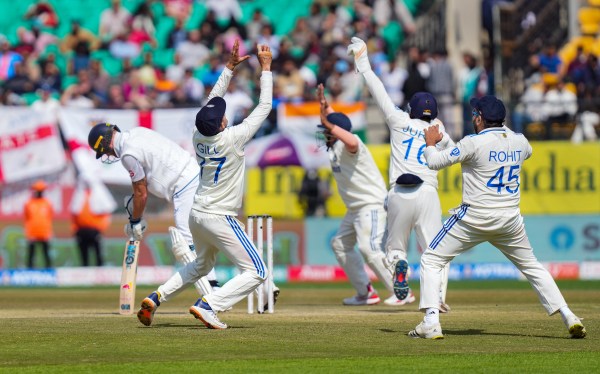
[0,0,598,140]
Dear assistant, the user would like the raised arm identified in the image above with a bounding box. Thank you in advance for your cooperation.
[232,44,273,145]
[347,37,406,128]
[206,39,250,102]
[318,84,358,153]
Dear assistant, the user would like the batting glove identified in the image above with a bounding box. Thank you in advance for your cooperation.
[347,37,371,73]
[124,218,147,241]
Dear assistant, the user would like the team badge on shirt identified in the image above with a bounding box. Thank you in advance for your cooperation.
[450,148,460,157]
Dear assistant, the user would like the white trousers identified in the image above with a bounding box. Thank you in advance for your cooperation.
[419,205,567,315]
[159,211,266,311]
[385,184,449,301]
[172,177,216,282]
[331,206,393,295]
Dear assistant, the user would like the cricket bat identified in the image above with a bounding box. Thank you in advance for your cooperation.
[119,238,140,315]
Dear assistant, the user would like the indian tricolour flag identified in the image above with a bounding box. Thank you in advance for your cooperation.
[277,102,366,137]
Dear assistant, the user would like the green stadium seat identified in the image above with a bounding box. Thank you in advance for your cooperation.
[153,49,175,69]
[22,92,41,105]
[101,55,123,76]
[185,2,207,30]
[381,21,404,60]
[62,75,78,90]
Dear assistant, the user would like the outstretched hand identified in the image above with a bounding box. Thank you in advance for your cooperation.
[317,84,333,129]
[424,124,443,147]
[226,39,250,71]
[347,36,371,73]
[257,44,272,71]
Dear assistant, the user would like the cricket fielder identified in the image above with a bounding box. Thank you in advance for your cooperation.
[139,41,275,329]
[347,36,451,310]
[409,95,586,339]
[317,84,410,306]
[87,123,218,317]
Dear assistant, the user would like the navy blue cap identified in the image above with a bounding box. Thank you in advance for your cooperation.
[196,97,226,136]
[470,95,506,123]
[408,92,438,119]
[318,112,352,132]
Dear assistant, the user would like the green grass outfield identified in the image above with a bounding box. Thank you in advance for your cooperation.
[1,280,599,373]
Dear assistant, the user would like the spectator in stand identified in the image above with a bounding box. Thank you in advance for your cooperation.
[166,52,185,84]
[138,52,159,87]
[128,21,156,50]
[60,20,99,74]
[541,74,577,140]
[257,24,280,59]
[326,59,363,103]
[61,83,95,109]
[199,13,221,49]
[298,169,329,217]
[109,31,140,60]
[123,71,152,109]
[180,68,203,103]
[32,85,60,118]
[201,54,223,87]
[4,63,36,95]
[573,54,600,99]
[176,30,210,70]
[427,49,456,139]
[23,0,59,29]
[131,1,156,39]
[290,18,314,51]
[458,51,487,137]
[0,37,23,82]
[402,46,429,108]
[206,0,243,26]
[246,9,267,43]
[71,177,112,267]
[99,0,131,48]
[538,44,562,74]
[164,0,193,22]
[24,180,53,268]
[166,18,187,50]
[565,46,587,80]
[380,56,408,107]
[307,2,324,31]
[103,83,127,109]
[89,59,110,103]
[27,26,58,60]
[276,59,305,102]
[223,79,253,126]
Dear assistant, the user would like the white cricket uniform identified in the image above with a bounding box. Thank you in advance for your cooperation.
[115,128,199,245]
[114,128,218,282]
[328,136,393,296]
[159,68,273,311]
[420,126,568,315]
[362,70,452,301]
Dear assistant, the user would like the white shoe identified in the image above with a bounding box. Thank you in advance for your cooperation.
[189,298,228,329]
[383,291,416,306]
[439,302,451,314]
[343,290,380,305]
[408,321,444,339]
[564,314,586,339]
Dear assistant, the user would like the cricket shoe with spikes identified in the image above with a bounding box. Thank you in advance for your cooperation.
[408,321,444,340]
[564,314,586,339]
[137,291,161,326]
[383,291,416,306]
[189,297,228,329]
[393,259,411,300]
[343,284,380,305]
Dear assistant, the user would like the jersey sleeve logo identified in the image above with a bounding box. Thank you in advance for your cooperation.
[450,147,460,157]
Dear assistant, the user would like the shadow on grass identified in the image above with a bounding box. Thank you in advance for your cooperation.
[444,329,565,339]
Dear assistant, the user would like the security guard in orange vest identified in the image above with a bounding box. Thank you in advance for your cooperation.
[24,180,54,268]
[72,188,111,266]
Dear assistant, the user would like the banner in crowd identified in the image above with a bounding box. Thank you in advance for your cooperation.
[58,108,197,186]
[277,102,366,136]
[245,142,600,216]
[0,107,66,184]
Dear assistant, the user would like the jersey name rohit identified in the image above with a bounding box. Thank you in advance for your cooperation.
[488,150,523,163]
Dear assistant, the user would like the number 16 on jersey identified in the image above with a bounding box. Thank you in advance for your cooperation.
[119,239,140,315]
